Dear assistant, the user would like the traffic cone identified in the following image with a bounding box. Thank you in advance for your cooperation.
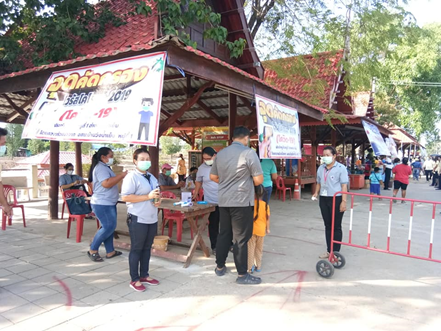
[294,179,301,200]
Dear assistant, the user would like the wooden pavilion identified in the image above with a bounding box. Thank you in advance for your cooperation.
[0,0,327,219]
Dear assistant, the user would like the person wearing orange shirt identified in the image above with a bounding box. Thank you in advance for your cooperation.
[247,185,270,273]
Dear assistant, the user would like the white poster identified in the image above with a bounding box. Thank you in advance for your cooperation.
[256,95,301,159]
[385,134,398,158]
[361,120,390,156]
[22,52,166,146]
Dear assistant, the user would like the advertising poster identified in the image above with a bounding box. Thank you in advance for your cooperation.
[22,52,166,146]
[202,127,229,152]
[256,95,301,159]
[361,120,390,156]
[385,134,398,158]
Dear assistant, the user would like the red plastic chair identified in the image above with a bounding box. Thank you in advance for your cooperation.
[62,189,99,243]
[1,185,26,231]
[160,191,193,242]
[276,176,292,202]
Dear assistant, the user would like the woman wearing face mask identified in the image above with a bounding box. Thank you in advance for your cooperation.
[312,146,349,259]
[87,147,128,262]
[193,147,219,254]
[59,163,89,192]
[121,148,161,292]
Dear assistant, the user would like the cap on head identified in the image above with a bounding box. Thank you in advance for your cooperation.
[162,163,172,170]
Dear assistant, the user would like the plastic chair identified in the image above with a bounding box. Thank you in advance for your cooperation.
[160,191,193,242]
[1,185,26,231]
[62,189,99,243]
[191,188,204,202]
[276,176,292,202]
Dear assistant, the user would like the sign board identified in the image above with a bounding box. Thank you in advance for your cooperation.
[385,134,398,158]
[361,120,390,156]
[202,127,229,152]
[256,95,301,159]
[22,52,167,146]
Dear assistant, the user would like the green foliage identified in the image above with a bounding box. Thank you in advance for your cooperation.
[27,139,50,155]
[5,124,25,156]
[138,0,246,58]
[160,136,182,155]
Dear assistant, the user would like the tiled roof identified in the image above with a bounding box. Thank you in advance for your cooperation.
[17,151,92,166]
[263,50,344,109]
[389,126,422,146]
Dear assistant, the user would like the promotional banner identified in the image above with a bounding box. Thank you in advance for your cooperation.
[22,52,166,146]
[361,120,390,156]
[202,127,229,152]
[256,95,301,159]
[385,134,398,158]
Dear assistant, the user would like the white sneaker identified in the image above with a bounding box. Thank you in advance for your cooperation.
[319,252,330,259]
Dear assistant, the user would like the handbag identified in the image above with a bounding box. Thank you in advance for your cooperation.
[66,195,92,215]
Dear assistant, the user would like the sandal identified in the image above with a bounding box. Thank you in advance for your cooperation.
[106,250,122,259]
[236,273,261,285]
[87,251,104,262]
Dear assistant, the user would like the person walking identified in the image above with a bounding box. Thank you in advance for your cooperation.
[260,158,277,203]
[369,167,382,199]
[0,128,12,218]
[312,146,349,259]
[88,147,127,262]
[382,155,393,190]
[392,157,412,202]
[247,185,270,273]
[193,147,219,254]
[121,148,161,292]
[210,126,263,285]
[411,158,422,181]
[423,157,434,182]
[176,154,187,182]
[432,157,440,188]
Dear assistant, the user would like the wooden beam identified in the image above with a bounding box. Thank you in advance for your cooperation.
[166,46,323,121]
[164,74,185,81]
[197,100,224,124]
[239,96,255,113]
[75,142,82,177]
[331,129,337,146]
[149,146,159,177]
[49,141,59,220]
[2,94,30,118]
[161,108,183,126]
[6,94,38,122]
[159,81,214,135]
[229,93,237,140]
[168,114,257,130]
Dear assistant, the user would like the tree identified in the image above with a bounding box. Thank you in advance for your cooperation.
[27,139,49,155]
[160,136,182,160]
[5,124,25,156]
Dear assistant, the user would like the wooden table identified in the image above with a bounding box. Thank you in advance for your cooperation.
[90,197,216,268]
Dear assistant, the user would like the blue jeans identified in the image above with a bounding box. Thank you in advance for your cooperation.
[263,186,272,204]
[413,169,420,180]
[90,204,117,253]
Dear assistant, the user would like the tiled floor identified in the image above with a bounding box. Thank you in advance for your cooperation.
[1,183,441,331]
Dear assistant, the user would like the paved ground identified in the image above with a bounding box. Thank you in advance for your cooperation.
[1,179,441,331]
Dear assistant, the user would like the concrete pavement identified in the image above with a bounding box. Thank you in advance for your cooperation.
[1,179,441,330]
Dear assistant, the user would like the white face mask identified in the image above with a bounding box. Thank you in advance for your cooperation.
[67,170,73,175]
[205,160,214,166]
[0,145,6,157]
[322,156,333,165]
[106,158,114,166]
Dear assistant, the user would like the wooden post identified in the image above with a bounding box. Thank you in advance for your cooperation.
[75,142,82,177]
[331,129,337,146]
[228,93,237,142]
[48,141,59,220]
[362,143,366,164]
[191,128,196,150]
[149,146,159,178]
[31,165,38,199]
[351,139,356,172]
[311,127,317,193]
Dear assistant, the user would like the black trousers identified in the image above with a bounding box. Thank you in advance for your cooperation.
[127,214,157,282]
[216,206,254,275]
[432,172,439,186]
[208,206,220,250]
[425,170,433,181]
[319,196,344,253]
[384,168,392,189]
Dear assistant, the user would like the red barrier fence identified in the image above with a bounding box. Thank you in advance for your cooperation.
[316,192,441,278]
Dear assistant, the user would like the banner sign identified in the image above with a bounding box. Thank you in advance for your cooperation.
[202,127,229,152]
[385,134,398,158]
[22,52,166,146]
[361,120,390,156]
[256,95,301,159]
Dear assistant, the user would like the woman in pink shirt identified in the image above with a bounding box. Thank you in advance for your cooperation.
[392,157,412,203]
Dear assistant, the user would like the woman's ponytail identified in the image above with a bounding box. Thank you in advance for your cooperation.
[88,147,112,182]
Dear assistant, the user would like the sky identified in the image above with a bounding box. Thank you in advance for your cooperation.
[405,0,441,26]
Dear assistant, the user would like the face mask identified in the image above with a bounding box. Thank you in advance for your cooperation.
[137,160,151,171]
[165,170,171,176]
[0,145,5,157]
[142,106,150,111]
[322,156,333,165]
[67,170,73,175]
[205,160,214,166]
[106,158,114,166]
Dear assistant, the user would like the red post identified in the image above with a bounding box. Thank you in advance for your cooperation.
[49,141,60,220]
